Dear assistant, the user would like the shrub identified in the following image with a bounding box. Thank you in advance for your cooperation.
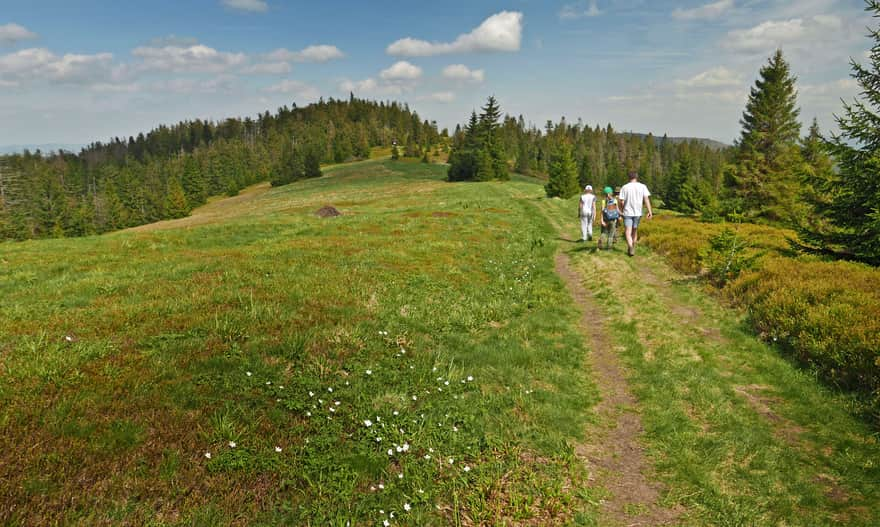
[700,228,762,286]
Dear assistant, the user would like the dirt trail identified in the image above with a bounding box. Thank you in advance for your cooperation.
[539,199,681,525]
[555,251,681,526]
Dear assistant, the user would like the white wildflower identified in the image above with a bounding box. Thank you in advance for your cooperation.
[366,370,372,375]
[463,465,471,472]
[275,446,282,452]
[467,375,474,381]
[246,371,252,377]
[228,441,236,448]
[309,391,315,397]
[387,448,393,456]
[404,503,411,512]
[364,419,373,427]
[328,387,333,393]
[204,452,211,459]
[378,484,385,490]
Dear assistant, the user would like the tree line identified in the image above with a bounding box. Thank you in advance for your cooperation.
[0,96,442,240]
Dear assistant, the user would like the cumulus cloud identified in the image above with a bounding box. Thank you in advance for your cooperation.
[0,23,38,46]
[800,78,858,98]
[132,44,247,73]
[386,11,523,56]
[672,0,733,21]
[380,61,422,81]
[263,79,319,99]
[221,0,268,13]
[416,91,455,103]
[722,15,845,54]
[242,61,291,75]
[266,44,345,63]
[0,47,118,84]
[676,66,742,88]
[559,1,602,20]
[442,64,484,82]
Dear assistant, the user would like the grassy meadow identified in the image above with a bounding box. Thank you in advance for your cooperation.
[2,158,880,526]
[0,160,601,525]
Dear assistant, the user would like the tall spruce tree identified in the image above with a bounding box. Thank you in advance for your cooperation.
[478,96,508,180]
[726,49,803,222]
[545,141,580,198]
[798,0,880,263]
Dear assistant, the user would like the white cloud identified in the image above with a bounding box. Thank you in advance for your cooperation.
[221,0,268,13]
[0,79,19,88]
[0,23,37,46]
[800,78,858,98]
[132,44,247,73]
[672,0,733,21]
[0,47,117,85]
[380,61,422,81]
[339,77,381,94]
[242,61,291,75]
[724,19,806,52]
[266,45,345,63]
[677,66,742,88]
[442,64,484,82]
[722,14,850,56]
[386,11,523,56]
[263,79,319,99]
[560,1,602,20]
[417,91,455,103]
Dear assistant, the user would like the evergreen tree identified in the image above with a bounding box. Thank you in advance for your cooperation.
[798,1,880,263]
[726,49,803,222]
[545,141,580,198]
[478,96,508,180]
[165,177,189,218]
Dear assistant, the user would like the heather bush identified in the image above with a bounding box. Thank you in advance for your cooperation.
[643,213,880,417]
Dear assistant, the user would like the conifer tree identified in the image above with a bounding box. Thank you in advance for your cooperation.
[165,177,189,218]
[798,0,880,263]
[545,141,580,198]
[726,49,803,222]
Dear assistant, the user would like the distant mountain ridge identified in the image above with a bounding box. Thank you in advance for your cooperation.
[0,143,84,155]
[624,133,730,151]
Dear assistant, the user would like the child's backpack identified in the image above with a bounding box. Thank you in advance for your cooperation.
[603,198,620,221]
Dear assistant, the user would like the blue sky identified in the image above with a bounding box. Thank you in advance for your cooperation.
[0,0,871,146]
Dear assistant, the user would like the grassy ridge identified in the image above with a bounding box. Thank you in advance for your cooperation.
[640,214,880,419]
[0,161,601,525]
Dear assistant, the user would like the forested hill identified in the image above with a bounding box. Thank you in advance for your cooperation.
[0,94,734,242]
[0,96,441,240]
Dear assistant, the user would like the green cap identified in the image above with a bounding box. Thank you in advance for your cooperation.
[603,186,613,194]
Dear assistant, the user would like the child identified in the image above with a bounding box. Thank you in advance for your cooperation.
[578,185,597,242]
[599,186,620,250]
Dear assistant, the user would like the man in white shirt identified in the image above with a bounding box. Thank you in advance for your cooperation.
[578,185,597,242]
[617,171,653,257]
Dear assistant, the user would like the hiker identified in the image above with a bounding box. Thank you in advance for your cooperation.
[578,185,597,242]
[599,186,619,250]
[617,171,653,257]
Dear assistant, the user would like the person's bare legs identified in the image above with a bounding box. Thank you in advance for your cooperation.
[625,224,634,254]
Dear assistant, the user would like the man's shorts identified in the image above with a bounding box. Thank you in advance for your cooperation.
[623,215,642,228]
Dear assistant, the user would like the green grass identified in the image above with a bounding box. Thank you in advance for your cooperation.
[0,160,600,525]
[539,196,880,526]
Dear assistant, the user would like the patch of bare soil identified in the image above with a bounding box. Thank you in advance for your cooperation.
[555,251,682,526]
[315,205,341,217]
